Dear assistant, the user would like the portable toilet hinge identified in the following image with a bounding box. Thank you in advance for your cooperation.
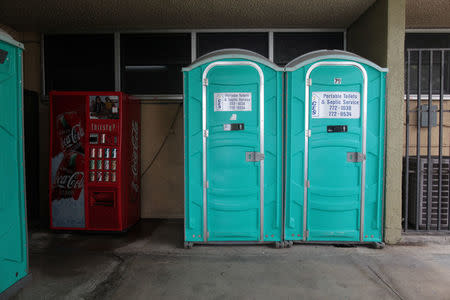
[305,180,310,188]
[203,129,209,138]
[207,232,210,239]
[306,129,311,138]
[305,230,309,239]
[205,180,209,188]
[306,78,312,86]
[246,152,265,162]
[347,152,366,163]
[203,78,209,86]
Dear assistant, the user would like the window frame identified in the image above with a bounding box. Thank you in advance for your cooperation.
[42,29,347,99]
[405,30,450,100]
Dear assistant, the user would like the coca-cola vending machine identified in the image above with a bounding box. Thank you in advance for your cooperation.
[49,91,140,231]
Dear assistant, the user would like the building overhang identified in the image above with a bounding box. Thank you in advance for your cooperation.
[0,0,376,33]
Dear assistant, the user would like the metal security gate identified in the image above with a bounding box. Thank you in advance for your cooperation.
[404,48,450,232]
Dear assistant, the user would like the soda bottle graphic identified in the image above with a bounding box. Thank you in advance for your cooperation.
[53,152,85,201]
[56,111,85,154]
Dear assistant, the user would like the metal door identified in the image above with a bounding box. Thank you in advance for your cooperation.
[203,61,264,241]
[304,62,367,242]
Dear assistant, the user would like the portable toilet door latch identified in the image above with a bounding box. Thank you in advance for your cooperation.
[347,152,366,162]
[246,152,264,162]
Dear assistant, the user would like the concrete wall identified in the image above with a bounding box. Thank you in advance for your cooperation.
[4,0,410,229]
[140,104,184,219]
[347,0,406,244]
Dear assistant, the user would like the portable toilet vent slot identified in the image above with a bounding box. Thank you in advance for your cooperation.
[284,50,387,245]
[183,49,283,248]
[0,49,7,64]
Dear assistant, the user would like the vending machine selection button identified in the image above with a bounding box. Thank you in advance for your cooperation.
[111,172,116,182]
[97,172,103,182]
[89,172,95,182]
[111,160,117,170]
[97,160,102,170]
[112,148,117,158]
[105,160,110,170]
[89,133,98,144]
[104,172,110,182]
[98,148,103,158]
[90,148,96,158]
[105,148,110,158]
[90,160,95,170]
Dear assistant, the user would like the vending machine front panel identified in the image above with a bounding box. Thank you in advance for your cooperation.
[49,91,140,232]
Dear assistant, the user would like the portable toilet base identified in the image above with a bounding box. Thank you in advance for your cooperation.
[284,50,387,247]
[183,49,284,248]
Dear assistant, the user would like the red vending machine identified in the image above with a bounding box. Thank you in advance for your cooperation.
[49,91,140,231]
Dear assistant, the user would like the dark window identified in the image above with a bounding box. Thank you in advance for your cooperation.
[44,34,115,93]
[197,32,269,58]
[406,33,450,49]
[121,33,191,94]
[405,34,450,95]
[274,32,344,66]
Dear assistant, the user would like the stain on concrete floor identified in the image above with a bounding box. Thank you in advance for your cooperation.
[11,220,450,300]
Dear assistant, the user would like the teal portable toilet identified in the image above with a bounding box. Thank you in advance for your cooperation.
[284,50,387,246]
[0,30,30,296]
[183,49,284,248]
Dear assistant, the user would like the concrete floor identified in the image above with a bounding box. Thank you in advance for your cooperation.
[11,220,450,300]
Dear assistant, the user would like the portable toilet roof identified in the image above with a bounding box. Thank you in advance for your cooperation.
[0,29,24,49]
[285,49,388,72]
[182,48,283,72]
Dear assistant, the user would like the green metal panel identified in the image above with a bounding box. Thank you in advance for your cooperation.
[183,50,283,243]
[285,51,386,243]
[0,37,28,293]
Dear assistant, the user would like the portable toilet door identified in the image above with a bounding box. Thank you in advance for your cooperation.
[0,31,31,295]
[183,49,284,247]
[284,50,387,245]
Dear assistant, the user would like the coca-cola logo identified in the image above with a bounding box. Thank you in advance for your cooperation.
[131,120,139,178]
[130,120,139,198]
[60,124,84,150]
[55,171,84,190]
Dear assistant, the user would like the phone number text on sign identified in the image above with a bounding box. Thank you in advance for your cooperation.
[214,92,252,112]
[311,91,360,119]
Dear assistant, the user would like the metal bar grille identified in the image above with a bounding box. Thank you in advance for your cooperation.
[403,48,450,232]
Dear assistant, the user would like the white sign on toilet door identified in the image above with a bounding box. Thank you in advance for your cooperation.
[311,91,360,119]
[214,92,252,112]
